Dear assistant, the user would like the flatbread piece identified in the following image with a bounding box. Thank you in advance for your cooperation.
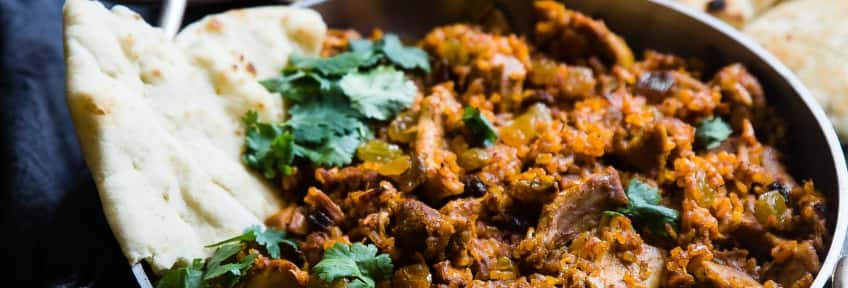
[63,0,326,271]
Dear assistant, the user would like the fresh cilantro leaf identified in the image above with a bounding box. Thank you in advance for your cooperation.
[155,259,204,288]
[603,210,626,218]
[615,179,679,236]
[206,225,298,259]
[291,51,377,76]
[287,101,367,144]
[696,117,732,149]
[313,242,393,288]
[204,253,257,281]
[349,39,375,53]
[205,243,242,270]
[339,66,418,120]
[260,70,333,102]
[241,112,295,178]
[378,34,431,72]
[252,226,298,259]
[250,32,432,171]
[297,133,364,167]
[462,107,498,147]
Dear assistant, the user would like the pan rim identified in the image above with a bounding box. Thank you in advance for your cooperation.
[132,1,848,287]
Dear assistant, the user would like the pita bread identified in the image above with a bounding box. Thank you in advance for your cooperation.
[63,0,326,271]
[678,0,754,27]
[743,0,848,140]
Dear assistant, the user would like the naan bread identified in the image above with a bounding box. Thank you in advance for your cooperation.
[678,0,754,27]
[63,0,326,271]
[743,0,848,140]
[678,0,780,27]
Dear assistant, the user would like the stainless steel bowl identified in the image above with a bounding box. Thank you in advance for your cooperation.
[134,0,848,287]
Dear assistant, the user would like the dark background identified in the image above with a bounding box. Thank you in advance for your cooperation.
[0,0,270,287]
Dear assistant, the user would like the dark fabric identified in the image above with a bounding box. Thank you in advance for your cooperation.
[0,1,157,286]
[0,0,281,286]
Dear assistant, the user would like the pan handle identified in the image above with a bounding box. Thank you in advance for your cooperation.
[834,256,848,288]
[158,0,187,38]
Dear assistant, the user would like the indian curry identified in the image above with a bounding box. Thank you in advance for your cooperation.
[156,2,829,288]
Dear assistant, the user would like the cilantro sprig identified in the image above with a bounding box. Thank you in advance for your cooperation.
[247,33,428,177]
[696,116,732,149]
[462,107,498,147]
[155,259,204,288]
[313,242,393,288]
[206,225,298,259]
[349,34,431,72]
[611,179,679,236]
[155,226,297,288]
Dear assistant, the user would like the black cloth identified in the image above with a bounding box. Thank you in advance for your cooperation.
[0,1,155,286]
[0,0,268,286]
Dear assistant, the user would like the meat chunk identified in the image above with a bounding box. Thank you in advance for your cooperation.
[315,166,381,193]
[587,243,665,288]
[535,168,627,247]
[505,168,558,204]
[691,261,763,288]
[433,260,473,287]
[533,0,634,67]
[415,85,465,200]
[392,199,456,259]
[244,257,309,288]
[304,187,344,230]
[763,239,820,287]
[712,64,765,108]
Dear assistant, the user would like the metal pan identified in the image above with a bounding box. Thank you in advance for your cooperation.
[134,0,848,287]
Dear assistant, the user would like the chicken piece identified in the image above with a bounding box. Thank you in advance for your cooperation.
[504,168,558,204]
[469,279,532,288]
[585,243,665,288]
[533,1,634,68]
[763,239,820,287]
[415,85,465,201]
[436,198,483,266]
[304,187,344,230]
[391,199,456,259]
[691,260,763,288]
[314,166,381,194]
[535,168,627,247]
[712,64,765,108]
[420,24,531,111]
[468,238,520,281]
[433,260,473,287]
[244,257,309,288]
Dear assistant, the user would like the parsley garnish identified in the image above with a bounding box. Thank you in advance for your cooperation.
[613,179,679,236]
[313,242,393,288]
[696,117,732,149]
[206,225,298,259]
[462,107,498,147]
[156,247,255,288]
[249,33,427,175]
[242,111,295,178]
[156,226,297,288]
[155,259,204,288]
[340,66,418,120]
[349,34,430,72]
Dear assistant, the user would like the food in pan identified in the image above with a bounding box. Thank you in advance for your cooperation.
[63,0,829,287]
